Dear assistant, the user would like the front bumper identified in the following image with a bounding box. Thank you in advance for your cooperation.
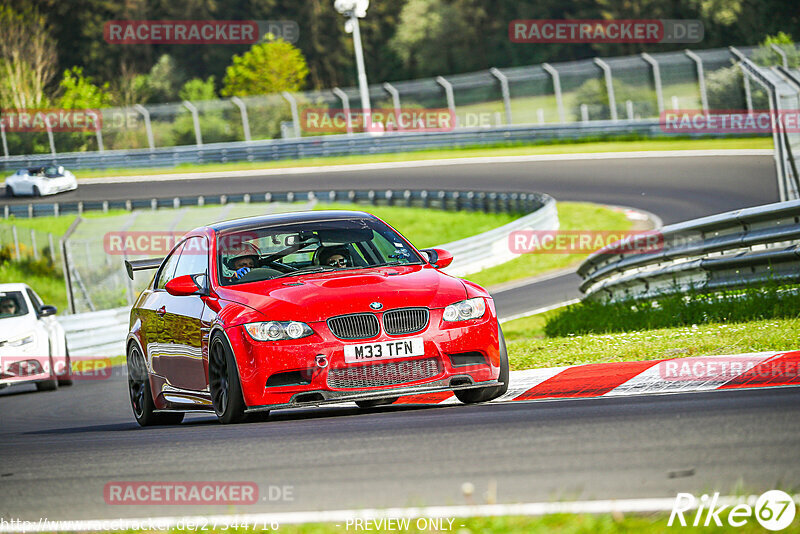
[244,377,501,412]
[227,305,501,409]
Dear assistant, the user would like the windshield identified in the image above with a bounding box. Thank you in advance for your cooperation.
[0,291,28,319]
[216,217,424,286]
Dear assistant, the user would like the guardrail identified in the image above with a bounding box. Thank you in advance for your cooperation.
[0,119,670,172]
[578,199,800,301]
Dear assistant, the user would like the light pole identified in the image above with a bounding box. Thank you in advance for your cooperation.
[334,0,371,127]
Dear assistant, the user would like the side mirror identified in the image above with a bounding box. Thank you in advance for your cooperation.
[39,305,57,317]
[165,275,203,296]
[421,248,454,269]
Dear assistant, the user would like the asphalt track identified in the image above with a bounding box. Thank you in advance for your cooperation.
[1,375,799,520]
[0,153,792,522]
[0,154,779,317]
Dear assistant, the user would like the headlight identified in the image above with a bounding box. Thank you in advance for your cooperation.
[442,298,486,322]
[7,335,35,347]
[244,321,313,341]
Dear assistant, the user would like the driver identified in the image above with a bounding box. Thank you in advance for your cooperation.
[0,297,19,317]
[224,243,261,280]
[316,246,352,269]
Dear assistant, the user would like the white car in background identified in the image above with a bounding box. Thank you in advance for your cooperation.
[4,166,78,197]
[0,283,71,391]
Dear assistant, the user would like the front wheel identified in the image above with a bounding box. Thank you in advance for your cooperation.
[57,345,73,386]
[33,186,41,197]
[455,326,509,404]
[35,354,59,391]
[5,185,14,197]
[208,333,248,424]
[127,344,184,426]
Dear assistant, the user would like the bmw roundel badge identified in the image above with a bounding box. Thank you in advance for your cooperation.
[369,302,383,310]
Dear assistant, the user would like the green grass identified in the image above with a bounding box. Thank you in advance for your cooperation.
[545,285,800,337]
[0,262,68,311]
[318,203,518,249]
[0,209,130,237]
[466,202,633,288]
[0,203,519,249]
[71,137,772,179]
[142,510,800,534]
[505,316,799,371]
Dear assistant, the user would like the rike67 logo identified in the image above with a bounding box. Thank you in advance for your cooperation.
[669,491,796,530]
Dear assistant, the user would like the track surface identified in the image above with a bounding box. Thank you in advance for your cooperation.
[0,154,791,521]
[0,155,779,317]
[1,376,799,520]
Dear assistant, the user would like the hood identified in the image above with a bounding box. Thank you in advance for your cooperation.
[215,265,467,323]
[0,316,36,343]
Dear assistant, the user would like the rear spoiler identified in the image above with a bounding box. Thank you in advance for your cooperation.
[124,258,164,280]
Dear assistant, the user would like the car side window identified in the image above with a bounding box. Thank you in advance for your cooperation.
[156,242,185,290]
[25,288,43,313]
[174,237,209,279]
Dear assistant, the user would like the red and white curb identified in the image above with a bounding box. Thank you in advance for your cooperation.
[395,350,800,405]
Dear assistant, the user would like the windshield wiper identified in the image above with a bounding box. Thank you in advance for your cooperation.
[271,266,337,279]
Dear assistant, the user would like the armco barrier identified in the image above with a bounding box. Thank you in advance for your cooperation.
[578,199,800,300]
[59,191,558,356]
[0,119,667,173]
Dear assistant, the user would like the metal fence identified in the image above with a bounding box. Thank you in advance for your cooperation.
[0,224,61,265]
[733,49,800,201]
[1,45,775,160]
[577,199,800,301]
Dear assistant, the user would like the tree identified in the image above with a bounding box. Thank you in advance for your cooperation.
[57,67,113,109]
[221,38,309,97]
[752,32,799,67]
[0,6,57,109]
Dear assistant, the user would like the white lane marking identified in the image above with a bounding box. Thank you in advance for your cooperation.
[3,495,793,532]
[79,149,773,185]
[437,366,571,405]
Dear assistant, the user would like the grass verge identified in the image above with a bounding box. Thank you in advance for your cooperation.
[545,285,800,337]
[466,202,633,289]
[504,316,798,371]
[70,137,772,179]
[143,511,798,533]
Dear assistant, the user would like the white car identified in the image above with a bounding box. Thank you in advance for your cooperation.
[0,283,71,391]
[4,166,78,197]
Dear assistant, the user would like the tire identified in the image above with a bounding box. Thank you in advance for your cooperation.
[356,397,399,408]
[127,343,184,426]
[57,345,73,386]
[208,333,248,424]
[5,185,14,197]
[35,354,59,392]
[455,326,510,404]
[33,186,41,197]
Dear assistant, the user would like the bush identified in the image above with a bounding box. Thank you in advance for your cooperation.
[706,66,769,111]
[544,283,800,337]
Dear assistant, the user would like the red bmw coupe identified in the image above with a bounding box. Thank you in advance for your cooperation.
[125,211,508,425]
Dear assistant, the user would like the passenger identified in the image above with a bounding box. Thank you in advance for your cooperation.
[317,246,351,268]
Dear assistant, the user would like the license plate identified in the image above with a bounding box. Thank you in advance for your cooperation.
[343,338,424,363]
